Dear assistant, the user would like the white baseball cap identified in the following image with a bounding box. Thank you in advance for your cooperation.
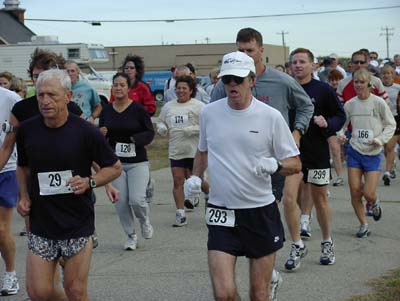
[218,51,256,78]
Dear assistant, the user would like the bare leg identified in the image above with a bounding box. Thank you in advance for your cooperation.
[249,253,276,301]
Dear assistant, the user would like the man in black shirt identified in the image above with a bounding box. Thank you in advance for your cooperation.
[16,69,121,301]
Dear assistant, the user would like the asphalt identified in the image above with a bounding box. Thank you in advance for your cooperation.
[1,166,400,301]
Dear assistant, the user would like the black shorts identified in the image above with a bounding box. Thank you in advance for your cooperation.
[395,115,400,135]
[207,202,285,259]
[170,158,194,169]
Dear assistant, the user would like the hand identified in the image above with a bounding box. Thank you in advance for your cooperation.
[255,157,278,177]
[337,134,347,144]
[184,175,202,198]
[87,116,95,124]
[369,138,382,146]
[313,115,328,128]
[99,126,108,136]
[66,176,89,195]
[105,184,120,203]
[17,197,31,217]
[156,122,168,136]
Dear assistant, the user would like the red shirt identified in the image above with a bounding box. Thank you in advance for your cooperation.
[110,81,156,115]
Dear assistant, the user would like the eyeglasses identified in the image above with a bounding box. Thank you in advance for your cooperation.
[221,75,245,85]
[124,66,136,70]
[369,56,377,60]
[352,60,366,65]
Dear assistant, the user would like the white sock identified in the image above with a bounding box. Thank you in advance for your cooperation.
[5,271,16,276]
[293,239,304,248]
[322,237,332,244]
[300,214,310,224]
[177,209,185,216]
[271,269,278,281]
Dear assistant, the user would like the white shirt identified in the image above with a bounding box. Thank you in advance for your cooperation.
[199,97,299,209]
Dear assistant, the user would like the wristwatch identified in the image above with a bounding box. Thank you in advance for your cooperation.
[294,127,305,136]
[2,121,14,133]
[89,176,97,188]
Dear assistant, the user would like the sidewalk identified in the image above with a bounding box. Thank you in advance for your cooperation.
[2,167,400,301]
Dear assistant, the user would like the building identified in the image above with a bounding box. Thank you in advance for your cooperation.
[0,0,35,44]
[93,43,289,76]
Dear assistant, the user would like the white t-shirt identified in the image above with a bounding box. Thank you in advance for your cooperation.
[383,83,400,116]
[0,87,21,173]
[199,97,299,209]
[343,94,396,155]
[158,98,204,160]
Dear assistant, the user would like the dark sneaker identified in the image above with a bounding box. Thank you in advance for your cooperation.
[356,224,371,238]
[390,169,396,179]
[269,270,283,301]
[284,243,308,271]
[365,202,373,216]
[372,202,382,221]
[19,227,27,236]
[320,241,335,265]
[383,172,390,186]
[184,199,195,210]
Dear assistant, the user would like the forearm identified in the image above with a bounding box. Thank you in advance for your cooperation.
[192,150,208,178]
[278,156,301,176]
[0,132,17,171]
[16,166,30,198]
[91,161,122,186]
[91,104,102,119]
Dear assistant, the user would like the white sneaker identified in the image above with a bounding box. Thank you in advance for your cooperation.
[124,235,138,250]
[141,223,154,239]
[1,272,19,296]
[269,270,283,301]
[173,211,187,227]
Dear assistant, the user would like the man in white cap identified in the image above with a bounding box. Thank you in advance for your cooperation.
[329,53,347,78]
[184,51,301,300]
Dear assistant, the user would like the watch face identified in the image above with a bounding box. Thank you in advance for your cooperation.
[90,178,96,188]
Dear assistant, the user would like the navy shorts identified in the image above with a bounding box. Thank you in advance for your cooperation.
[0,171,18,208]
[207,202,285,259]
[170,158,194,169]
[347,145,382,172]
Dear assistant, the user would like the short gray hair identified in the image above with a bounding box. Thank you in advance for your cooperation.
[36,69,71,91]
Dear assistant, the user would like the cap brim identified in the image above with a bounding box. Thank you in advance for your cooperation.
[218,69,250,78]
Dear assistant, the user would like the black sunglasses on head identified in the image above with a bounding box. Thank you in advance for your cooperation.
[221,75,245,85]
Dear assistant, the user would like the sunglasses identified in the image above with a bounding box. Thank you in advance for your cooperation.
[124,66,136,70]
[221,75,245,85]
[352,60,366,65]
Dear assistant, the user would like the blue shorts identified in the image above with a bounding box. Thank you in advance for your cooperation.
[0,171,18,208]
[347,145,382,172]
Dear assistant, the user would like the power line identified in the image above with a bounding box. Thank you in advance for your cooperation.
[25,5,400,24]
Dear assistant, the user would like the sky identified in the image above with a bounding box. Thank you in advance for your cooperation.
[16,0,400,58]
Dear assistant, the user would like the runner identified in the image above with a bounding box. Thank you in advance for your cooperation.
[185,51,301,300]
[16,69,121,301]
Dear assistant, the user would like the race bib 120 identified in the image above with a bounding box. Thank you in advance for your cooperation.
[115,142,136,157]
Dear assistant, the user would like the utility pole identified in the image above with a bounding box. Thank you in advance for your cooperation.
[205,37,210,44]
[277,31,289,63]
[380,26,394,58]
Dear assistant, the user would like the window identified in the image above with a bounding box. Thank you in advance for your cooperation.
[68,48,80,59]
[89,49,108,59]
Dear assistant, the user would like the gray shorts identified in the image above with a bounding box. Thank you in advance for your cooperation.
[28,233,92,261]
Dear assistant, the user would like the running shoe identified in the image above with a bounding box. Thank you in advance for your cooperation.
[193,197,200,207]
[365,202,373,216]
[372,202,382,221]
[1,273,19,296]
[145,178,155,203]
[390,169,396,179]
[19,227,27,236]
[382,172,390,186]
[141,222,154,239]
[173,211,187,227]
[184,198,195,210]
[332,177,344,186]
[300,221,312,239]
[320,241,335,265]
[284,243,308,271]
[124,234,138,251]
[269,270,283,301]
[356,224,371,238]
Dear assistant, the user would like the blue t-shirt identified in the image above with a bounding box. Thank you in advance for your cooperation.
[71,80,101,119]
